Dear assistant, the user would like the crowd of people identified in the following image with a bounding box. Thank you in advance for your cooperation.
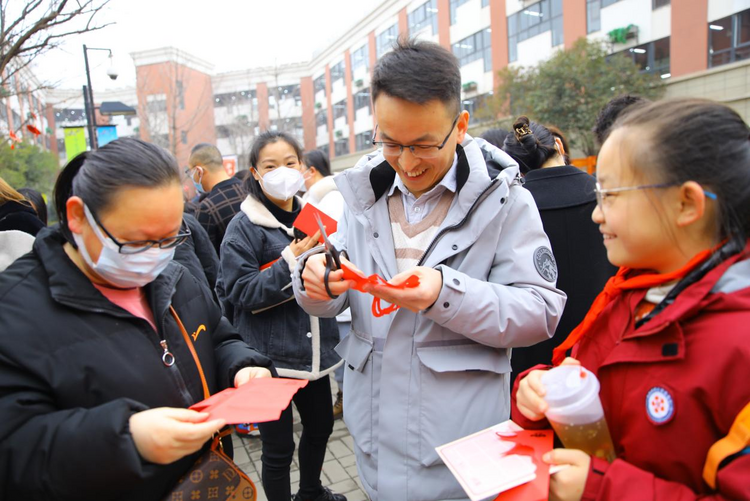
[0,36,748,501]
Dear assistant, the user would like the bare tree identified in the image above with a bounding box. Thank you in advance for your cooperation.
[0,1,113,90]
[219,96,257,171]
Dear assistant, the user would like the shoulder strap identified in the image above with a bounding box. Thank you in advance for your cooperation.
[703,401,750,489]
[169,305,210,400]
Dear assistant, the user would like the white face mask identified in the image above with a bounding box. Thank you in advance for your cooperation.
[260,167,304,201]
[73,204,176,289]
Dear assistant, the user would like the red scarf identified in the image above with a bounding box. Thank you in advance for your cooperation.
[551,247,716,365]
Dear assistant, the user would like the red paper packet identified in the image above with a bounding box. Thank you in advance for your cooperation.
[293,203,337,244]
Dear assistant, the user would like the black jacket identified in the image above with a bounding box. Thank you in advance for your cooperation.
[0,226,274,501]
[195,177,247,256]
[217,195,341,380]
[0,200,44,236]
[174,213,219,291]
[512,166,616,382]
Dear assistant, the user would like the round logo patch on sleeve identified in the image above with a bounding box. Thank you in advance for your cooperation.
[646,386,675,425]
[533,246,558,282]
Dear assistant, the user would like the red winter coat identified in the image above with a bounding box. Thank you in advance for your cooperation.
[512,243,750,500]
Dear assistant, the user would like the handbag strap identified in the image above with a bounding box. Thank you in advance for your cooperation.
[169,305,210,400]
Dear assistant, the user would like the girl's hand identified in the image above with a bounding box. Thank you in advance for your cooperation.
[516,358,580,420]
[544,449,590,501]
[234,366,273,387]
[129,408,225,464]
[289,231,321,257]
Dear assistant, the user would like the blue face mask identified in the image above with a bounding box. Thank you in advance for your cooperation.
[191,167,205,194]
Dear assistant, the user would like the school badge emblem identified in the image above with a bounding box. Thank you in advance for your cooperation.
[646,386,675,425]
[533,246,558,282]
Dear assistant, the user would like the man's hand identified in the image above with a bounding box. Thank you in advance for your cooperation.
[301,253,357,301]
[363,267,443,313]
[545,449,590,501]
[234,366,273,387]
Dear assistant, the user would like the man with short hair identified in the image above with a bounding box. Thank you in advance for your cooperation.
[188,143,247,255]
[293,38,565,500]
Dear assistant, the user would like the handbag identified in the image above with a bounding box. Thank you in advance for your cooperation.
[163,306,258,501]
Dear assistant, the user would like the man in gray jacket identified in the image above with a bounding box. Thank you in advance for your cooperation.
[292,38,566,501]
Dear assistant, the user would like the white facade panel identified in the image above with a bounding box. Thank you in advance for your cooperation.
[315,89,327,108]
[354,107,372,134]
[709,0,750,22]
[334,116,349,138]
[516,30,554,67]
[459,58,493,96]
[331,79,347,104]
[600,0,654,44]
[450,0,491,43]
[651,5,672,41]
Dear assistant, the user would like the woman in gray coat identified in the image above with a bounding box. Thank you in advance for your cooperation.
[216,131,344,501]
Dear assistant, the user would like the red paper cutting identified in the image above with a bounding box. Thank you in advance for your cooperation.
[190,378,308,424]
[294,203,337,244]
[340,262,420,317]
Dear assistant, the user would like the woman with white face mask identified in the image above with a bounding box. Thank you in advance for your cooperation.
[0,138,275,500]
[216,131,345,501]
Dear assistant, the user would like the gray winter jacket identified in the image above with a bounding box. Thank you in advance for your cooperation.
[293,136,566,500]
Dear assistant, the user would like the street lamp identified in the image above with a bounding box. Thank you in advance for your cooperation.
[82,44,118,150]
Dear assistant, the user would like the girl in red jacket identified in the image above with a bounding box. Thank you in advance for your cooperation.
[514,98,750,501]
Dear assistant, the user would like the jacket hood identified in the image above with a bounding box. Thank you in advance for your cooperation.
[31,225,183,318]
[305,175,339,205]
[239,195,300,238]
[335,134,520,216]
[0,200,37,220]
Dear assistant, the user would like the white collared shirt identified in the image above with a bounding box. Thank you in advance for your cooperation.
[387,154,458,224]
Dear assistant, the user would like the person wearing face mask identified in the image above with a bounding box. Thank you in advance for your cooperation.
[502,117,616,386]
[0,138,275,501]
[187,143,247,256]
[216,131,345,501]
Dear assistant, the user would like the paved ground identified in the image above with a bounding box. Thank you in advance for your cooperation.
[232,379,368,501]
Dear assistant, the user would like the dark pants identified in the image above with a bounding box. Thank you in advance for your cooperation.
[258,376,334,501]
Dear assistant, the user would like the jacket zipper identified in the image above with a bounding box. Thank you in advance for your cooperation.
[416,177,503,267]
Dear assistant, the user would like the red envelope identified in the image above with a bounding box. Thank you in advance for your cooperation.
[493,430,553,501]
[293,203,337,244]
[190,378,308,424]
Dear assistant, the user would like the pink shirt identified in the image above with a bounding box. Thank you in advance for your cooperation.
[93,284,157,331]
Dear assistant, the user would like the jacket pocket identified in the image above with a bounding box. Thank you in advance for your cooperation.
[336,330,374,455]
[416,343,511,467]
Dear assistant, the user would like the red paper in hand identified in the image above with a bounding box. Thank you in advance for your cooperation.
[340,262,420,317]
[293,204,337,244]
[493,430,553,501]
[190,378,308,424]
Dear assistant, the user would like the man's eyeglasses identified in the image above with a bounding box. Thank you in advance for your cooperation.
[371,114,460,159]
[594,182,718,211]
[90,209,191,255]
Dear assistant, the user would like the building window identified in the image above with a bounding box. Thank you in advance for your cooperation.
[613,37,671,78]
[601,0,620,6]
[314,74,326,96]
[126,117,132,126]
[355,130,373,151]
[507,0,564,63]
[146,94,167,113]
[652,0,669,8]
[409,0,438,36]
[333,99,348,123]
[376,24,398,58]
[354,90,371,113]
[462,94,492,124]
[330,61,345,85]
[316,110,328,127]
[181,131,188,144]
[351,43,369,77]
[709,9,750,68]
[450,0,471,25]
[453,29,493,72]
[482,0,489,7]
[334,138,349,157]
[587,0,601,33]
[213,90,255,108]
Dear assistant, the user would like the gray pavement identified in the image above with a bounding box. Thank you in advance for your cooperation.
[232,378,368,501]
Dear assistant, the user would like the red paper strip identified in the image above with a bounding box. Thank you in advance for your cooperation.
[340,262,419,317]
[190,378,308,424]
[293,203,337,244]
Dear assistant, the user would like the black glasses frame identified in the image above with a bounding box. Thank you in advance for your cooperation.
[371,114,460,158]
[90,210,191,255]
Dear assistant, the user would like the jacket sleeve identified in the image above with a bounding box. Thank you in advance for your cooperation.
[185,214,220,290]
[582,455,750,501]
[292,207,351,318]
[218,224,298,313]
[0,352,151,500]
[422,186,567,348]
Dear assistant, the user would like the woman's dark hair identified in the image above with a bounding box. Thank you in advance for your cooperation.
[546,125,571,165]
[371,37,461,116]
[246,131,304,200]
[17,188,47,226]
[593,94,649,146]
[54,137,181,242]
[480,128,511,149]
[616,98,750,244]
[502,116,560,173]
[303,150,332,177]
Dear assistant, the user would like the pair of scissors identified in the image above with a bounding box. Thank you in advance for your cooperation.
[315,213,343,299]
